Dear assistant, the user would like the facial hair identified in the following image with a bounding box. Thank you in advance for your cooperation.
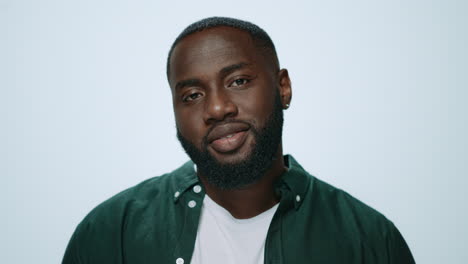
[176,91,284,190]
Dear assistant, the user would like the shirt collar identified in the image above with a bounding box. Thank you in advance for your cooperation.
[278,155,311,210]
[172,161,199,203]
[172,154,312,209]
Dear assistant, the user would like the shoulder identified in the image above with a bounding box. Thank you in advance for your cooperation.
[62,161,195,263]
[310,177,389,231]
[306,176,414,262]
[287,155,388,229]
[286,155,394,239]
[84,160,195,221]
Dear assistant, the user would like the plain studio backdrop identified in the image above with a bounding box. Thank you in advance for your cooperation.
[1,0,467,263]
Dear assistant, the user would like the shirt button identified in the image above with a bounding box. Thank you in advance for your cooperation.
[296,195,301,202]
[174,191,180,198]
[193,185,202,193]
[193,164,197,172]
[176,257,184,264]
[188,200,197,208]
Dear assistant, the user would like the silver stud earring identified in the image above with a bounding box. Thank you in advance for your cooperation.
[285,104,290,109]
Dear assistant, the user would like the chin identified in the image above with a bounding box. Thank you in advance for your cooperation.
[209,147,253,166]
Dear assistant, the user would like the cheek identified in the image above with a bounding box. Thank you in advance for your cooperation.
[175,108,205,141]
[236,82,277,121]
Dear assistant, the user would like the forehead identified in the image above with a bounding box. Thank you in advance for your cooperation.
[169,27,264,86]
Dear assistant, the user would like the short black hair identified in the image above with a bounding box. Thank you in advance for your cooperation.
[166,16,280,79]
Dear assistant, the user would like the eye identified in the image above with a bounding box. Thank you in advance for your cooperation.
[182,92,203,102]
[229,78,250,87]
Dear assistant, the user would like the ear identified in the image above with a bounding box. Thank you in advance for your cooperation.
[278,69,292,109]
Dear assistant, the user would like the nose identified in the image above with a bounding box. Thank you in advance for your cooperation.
[203,89,238,124]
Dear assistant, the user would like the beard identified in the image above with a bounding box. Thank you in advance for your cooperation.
[176,91,284,190]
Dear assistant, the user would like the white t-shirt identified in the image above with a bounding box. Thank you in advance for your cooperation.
[190,194,279,264]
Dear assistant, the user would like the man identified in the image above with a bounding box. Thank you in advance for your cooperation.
[63,17,415,264]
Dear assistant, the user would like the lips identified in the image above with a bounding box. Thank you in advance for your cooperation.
[207,122,250,153]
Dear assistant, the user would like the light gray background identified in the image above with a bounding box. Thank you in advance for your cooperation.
[2,0,467,263]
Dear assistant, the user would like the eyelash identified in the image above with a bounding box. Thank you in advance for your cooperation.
[182,92,202,102]
[181,78,252,102]
[229,78,251,87]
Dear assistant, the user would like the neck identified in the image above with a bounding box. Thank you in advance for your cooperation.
[199,146,287,219]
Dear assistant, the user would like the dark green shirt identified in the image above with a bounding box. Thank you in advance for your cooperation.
[63,155,414,264]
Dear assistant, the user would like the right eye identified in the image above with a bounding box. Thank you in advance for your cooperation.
[182,92,202,102]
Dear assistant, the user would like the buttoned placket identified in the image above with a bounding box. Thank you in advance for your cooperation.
[172,178,205,264]
[264,175,306,264]
[263,183,288,264]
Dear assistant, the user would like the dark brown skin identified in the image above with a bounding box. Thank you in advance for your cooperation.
[169,27,292,219]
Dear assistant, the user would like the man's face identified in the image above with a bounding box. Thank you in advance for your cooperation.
[168,27,289,189]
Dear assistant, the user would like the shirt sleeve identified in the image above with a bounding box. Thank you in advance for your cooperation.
[61,218,122,264]
[62,224,84,264]
[387,222,415,264]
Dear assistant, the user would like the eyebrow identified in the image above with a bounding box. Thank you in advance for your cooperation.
[219,62,252,76]
[174,62,252,91]
[175,79,202,91]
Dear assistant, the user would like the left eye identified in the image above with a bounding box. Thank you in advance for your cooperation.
[182,92,202,102]
[230,78,249,87]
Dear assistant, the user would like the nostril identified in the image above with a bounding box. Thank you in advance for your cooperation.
[204,100,238,124]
